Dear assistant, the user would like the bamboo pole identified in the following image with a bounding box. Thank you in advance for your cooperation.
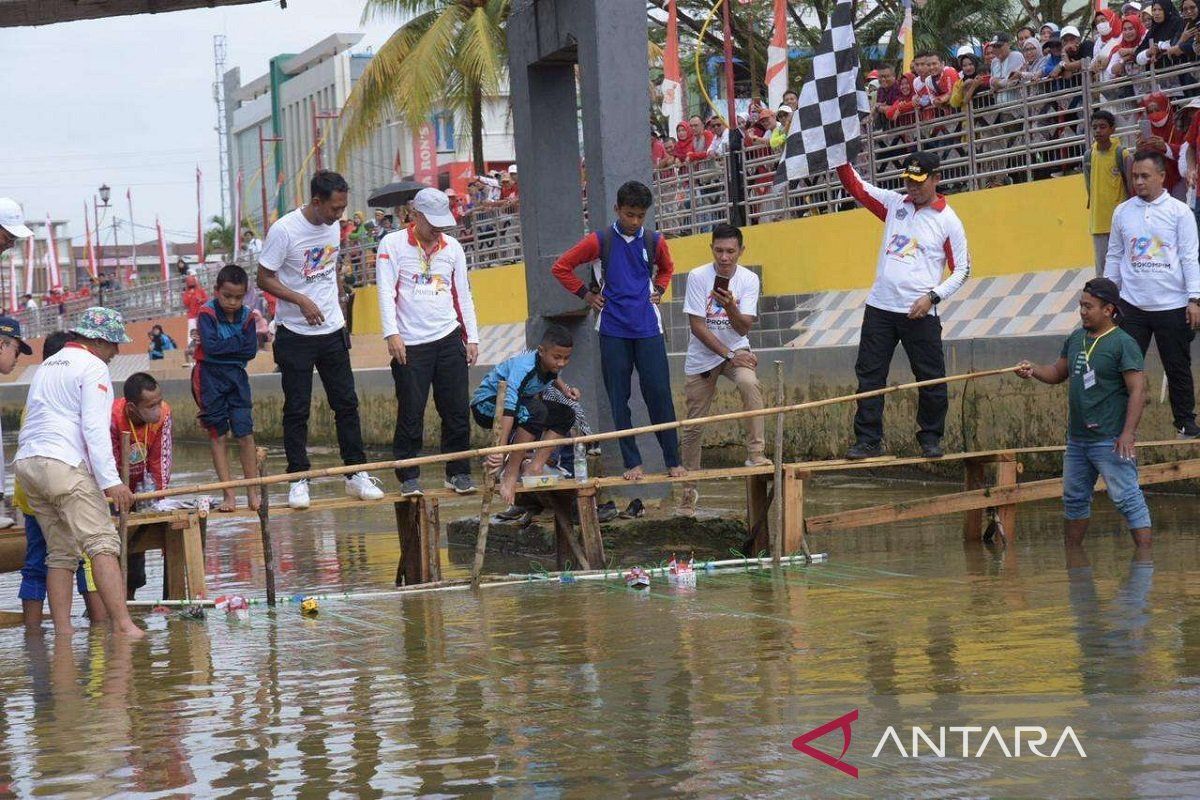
[255,447,277,606]
[131,366,1019,503]
[119,431,130,579]
[472,380,507,584]
[771,361,784,564]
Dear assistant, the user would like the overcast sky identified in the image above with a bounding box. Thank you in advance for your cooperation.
[0,0,397,247]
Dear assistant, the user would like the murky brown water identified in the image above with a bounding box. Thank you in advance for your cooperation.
[1,443,1199,797]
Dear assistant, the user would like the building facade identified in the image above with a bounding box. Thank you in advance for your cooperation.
[224,33,516,234]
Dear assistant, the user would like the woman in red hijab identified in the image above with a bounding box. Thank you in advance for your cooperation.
[1140,91,1185,195]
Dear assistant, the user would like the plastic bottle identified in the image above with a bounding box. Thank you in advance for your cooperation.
[573,442,588,482]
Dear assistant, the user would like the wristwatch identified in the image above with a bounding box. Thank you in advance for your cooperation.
[724,350,736,361]
[927,290,942,306]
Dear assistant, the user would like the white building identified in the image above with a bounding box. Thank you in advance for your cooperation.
[224,32,515,233]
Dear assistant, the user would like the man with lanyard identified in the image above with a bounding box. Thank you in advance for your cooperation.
[1017,278,1152,552]
[836,151,971,459]
[111,371,172,599]
[257,170,384,509]
[1105,149,1200,438]
[375,187,480,497]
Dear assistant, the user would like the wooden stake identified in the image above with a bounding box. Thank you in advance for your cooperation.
[131,366,1021,503]
[255,447,277,606]
[472,380,507,584]
[771,361,784,564]
[119,431,130,580]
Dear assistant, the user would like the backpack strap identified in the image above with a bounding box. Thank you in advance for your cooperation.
[591,228,612,293]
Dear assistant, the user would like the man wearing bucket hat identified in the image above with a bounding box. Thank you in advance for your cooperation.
[376,187,480,497]
[14,307,144,637]
[836,151,971,460]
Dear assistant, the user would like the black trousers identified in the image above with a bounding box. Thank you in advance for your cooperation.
[391,329,471,481]
[1119,302,1196,428]
[472,396,575,438]
[853,305,947,446]
[273,325,367,474]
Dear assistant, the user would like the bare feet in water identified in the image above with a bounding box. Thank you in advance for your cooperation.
[247,487,261,512]
[218,492,237,513]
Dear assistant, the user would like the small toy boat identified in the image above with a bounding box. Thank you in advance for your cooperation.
[667,555,696,587]
[624,566,651,589]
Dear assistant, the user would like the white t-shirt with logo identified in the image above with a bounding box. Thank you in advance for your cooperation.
[683,263,760,375]
[258,207,344,336]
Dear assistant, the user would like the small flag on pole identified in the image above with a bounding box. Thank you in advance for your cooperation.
[84,202,98,279]
[662,0,685,132]
[196,166,206,267]
[156,217,170,283]
[775,0,863,183]
[766,0,790,110]
[899,0,914,74]
[43,214,62,292]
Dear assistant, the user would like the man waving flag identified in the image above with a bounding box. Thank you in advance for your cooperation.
[774,0,863,183]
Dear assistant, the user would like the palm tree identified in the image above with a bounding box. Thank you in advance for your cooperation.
[338,0,509,175]
[204,215,235,259]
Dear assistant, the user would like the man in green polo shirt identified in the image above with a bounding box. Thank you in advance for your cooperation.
[1016,277,1152,551]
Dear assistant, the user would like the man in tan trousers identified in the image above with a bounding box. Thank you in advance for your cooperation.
[678,223,768,516]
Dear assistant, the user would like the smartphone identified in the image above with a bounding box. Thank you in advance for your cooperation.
[713,274,731,294]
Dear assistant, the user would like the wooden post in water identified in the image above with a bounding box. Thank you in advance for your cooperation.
[118,431,130,579]
[771,362,785,563]
[994,456,1019,541]
[255,447,277,606]
[472,380,507,583]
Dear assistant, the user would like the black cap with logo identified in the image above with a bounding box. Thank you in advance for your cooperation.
[1083,277,1122,314]
[0,316,33,355]
[901,151,941,182]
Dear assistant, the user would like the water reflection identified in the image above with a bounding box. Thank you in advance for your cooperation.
[0,448,1196,795]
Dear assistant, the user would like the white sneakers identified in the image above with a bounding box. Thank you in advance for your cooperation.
[288,480,311,510]
[288,473,385,509]
[345,472,385,501]
[0,513,14,530]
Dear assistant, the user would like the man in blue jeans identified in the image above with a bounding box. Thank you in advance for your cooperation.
[1017,277,1152,551]
[552,181,685,480]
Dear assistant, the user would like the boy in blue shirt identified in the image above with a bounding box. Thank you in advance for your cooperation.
[471,325,581,504]
[193,264,260,512]
[551,180,685,481]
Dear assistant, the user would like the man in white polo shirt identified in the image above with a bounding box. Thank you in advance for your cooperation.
[836,150,971,460]
[14,307,142,638]
[677,223,766,517]
[375,187,480,497]
[257,170,385,509]
[1105,149,1200,438]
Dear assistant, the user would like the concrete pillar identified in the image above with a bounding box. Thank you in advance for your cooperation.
[508,0,668,484]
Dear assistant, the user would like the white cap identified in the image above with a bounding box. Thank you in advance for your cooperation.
[1061,25,1081,39]
[507,164,518,174]
[956,44,975,57]
[1124,2,1142,11]
[411,187,457,229]
[0,198,33,239]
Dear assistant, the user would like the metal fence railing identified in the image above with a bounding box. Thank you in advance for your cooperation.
[22,61,1200,336]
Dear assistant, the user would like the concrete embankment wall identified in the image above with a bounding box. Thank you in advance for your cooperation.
[2,333,1187,480]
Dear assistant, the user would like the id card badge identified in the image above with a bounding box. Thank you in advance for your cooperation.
[1083,369,1097,390]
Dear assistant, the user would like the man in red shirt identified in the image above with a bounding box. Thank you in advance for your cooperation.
[111,371,172,599]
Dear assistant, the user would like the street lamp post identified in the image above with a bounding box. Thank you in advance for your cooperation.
[93,183,110,303]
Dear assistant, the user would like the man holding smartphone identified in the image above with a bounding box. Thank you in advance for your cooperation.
[677,223,766,517]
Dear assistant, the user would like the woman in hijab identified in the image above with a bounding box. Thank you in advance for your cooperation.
[670,121,695,163]
[1107,14,1149,78]
[1165,0,1200,63]
[1137,0,1185,66]
[1039,22,1061,42]
[1140,90,1187,195]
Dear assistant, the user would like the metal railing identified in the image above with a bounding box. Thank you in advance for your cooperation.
[652,155,733,237]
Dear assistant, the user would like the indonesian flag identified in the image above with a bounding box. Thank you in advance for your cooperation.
[196,166,206,267]
[899,0,914,74]
[7,256,17,312]
[662,0,685,132]
[23,236,34,296]
[233,167,244,255]
[43,214,61,292]
[84,202,98,279]
[156,217,170,282]
[766,0,790,109]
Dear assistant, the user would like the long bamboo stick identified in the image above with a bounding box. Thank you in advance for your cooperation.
[131,366,1019,503]
[118,431,130,579]
[255,447,277,606]
[472,380,507,584]
[772,361,784,564]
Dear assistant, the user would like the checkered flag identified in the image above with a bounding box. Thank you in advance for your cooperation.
[774,0,863,183]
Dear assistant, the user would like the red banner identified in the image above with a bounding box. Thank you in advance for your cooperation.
[412,122,438,186]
